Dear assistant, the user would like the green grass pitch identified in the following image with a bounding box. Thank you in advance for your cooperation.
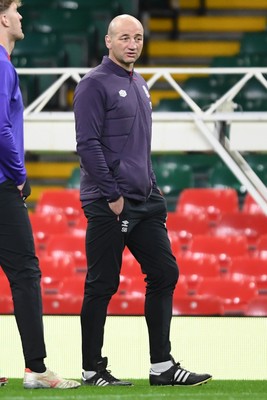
[1,380,267,400]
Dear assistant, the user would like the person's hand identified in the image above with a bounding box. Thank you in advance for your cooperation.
[109,196,124,220]
[17,179,31,200]
[17,182,25,191]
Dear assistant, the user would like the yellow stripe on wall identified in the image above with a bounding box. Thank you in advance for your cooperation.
[148,41,240,57]
[26,162,79,178]
[29,185,64,202]
[149,16,266,32]
[180,0,267,9]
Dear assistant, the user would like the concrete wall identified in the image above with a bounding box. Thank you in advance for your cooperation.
[1,315,266,380]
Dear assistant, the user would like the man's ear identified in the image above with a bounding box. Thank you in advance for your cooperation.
[105,34,111,49]
[0,13,9,28]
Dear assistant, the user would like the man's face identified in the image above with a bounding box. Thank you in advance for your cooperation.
[5,1,24,41]
[105,18,144,70]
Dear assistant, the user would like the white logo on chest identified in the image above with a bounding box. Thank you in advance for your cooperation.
[119,90,127,97]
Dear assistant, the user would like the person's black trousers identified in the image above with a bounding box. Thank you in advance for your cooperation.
[81,190,179,370]
[0,180,46,365]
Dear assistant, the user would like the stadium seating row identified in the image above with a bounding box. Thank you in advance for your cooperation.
[32,187,267,222]
[13,0,138,106]
[2,188,267,316]
[29,188,267,258]
[30,210,267,257]
[167,211,267,251]
[153,29,267,112]
[25,153,267,212]
[38,251,267,297]
[67,160,267,208]
[1,269,267,316]
[155,75,267,112]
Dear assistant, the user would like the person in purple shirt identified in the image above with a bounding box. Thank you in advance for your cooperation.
[74,14,212,387]
[0,0,80,389]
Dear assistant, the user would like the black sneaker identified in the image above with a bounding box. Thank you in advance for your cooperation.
[150,358,212,386]
[82,357,133,386]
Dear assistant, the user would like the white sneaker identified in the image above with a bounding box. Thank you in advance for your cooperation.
[23,368,80,389]
[0,377,8,387]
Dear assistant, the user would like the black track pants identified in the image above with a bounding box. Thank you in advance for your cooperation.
[81,190,179,370]
[0,180,46,365]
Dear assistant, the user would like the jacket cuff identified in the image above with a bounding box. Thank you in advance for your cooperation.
[107,193,121,203]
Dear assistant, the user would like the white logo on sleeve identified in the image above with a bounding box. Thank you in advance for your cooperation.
[119,90,127,97]
[142,85,150,98]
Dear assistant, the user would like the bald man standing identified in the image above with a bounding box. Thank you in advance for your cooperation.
[74,14,212,387]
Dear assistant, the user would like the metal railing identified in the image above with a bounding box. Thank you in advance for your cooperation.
[17,66,267,213]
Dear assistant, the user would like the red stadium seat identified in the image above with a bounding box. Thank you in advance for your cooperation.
[0,276,13,314]
[0,267,5,279]
[41,277,63,295]
[229,256,267,294]
[45,234,87,273]
[60,276,85,296]
[177,253,221,292]
[109,267,146,315]
[167,232,183,256]
[43,276,85,314]
[196,277,257,315]
[126,275,188,298]
[173,295,224,316]
[29,212,70,251]
[39,254,76,276]
[69,214,87,237]
[166,212,211,250]
[245,296,267,316]
[108,293,144,315]
[242,193,265,215]
[128,275,146,296]
[173,275,190,298]
[42,293,65,314]
[256,234,267,259]
[212,212,267,251]
[116,275,132,295]
[176,188,239,224]
[35,189,82,224]
[42,293,82,315]
[121,247,140,278]
[40,254,77,294]
[187,235,249,271]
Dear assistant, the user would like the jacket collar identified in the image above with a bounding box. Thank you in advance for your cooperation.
[0,44,10,60]
[102,56,133,77]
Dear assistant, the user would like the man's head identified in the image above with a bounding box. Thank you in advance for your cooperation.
[0,0,21,14]
[105,14,144,71]
[0,0,24,52]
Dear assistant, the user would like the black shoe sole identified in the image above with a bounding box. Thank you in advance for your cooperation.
[82,380,133,387]
[150,376,212,387]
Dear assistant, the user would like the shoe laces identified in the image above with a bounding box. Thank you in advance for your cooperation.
[172,359,190,373]
[101,369,118,382]
[174,361,195,377]
[170,356,180,368]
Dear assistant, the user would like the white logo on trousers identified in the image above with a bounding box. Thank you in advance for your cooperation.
[121,220,129,233]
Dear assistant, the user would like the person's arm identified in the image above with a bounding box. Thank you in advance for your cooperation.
[74,77,121,202]
[0,63,26,186]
